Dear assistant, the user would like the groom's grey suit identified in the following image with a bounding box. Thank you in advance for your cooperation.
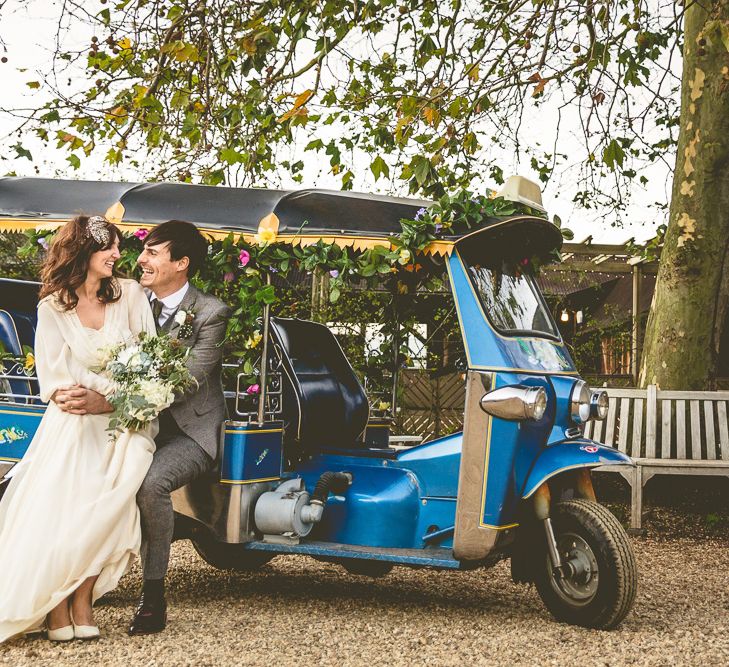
[138,284,231,579]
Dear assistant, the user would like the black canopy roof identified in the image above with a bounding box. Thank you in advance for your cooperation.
[0,177,431,239]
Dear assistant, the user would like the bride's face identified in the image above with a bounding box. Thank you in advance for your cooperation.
[88,239,120,280]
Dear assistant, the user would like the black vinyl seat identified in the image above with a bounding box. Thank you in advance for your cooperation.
[269,317,369,453]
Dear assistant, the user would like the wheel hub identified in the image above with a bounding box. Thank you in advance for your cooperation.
[549,532,599,604]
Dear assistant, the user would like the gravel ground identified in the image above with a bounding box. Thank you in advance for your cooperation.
[1,527,728,667]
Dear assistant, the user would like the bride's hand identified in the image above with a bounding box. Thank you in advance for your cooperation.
[63,386,113,415]
[54,385,112,415]
[51,385,80,411]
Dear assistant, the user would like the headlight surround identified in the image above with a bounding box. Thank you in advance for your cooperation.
[480,385,548,421]
[590,390,609,420]
[569,380,592,424]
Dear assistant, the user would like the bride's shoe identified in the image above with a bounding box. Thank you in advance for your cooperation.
[70,610,100,640]
[73,623,100,640]
[46,625,74,642]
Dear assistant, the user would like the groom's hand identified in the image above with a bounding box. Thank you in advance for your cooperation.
[54,386,113,415]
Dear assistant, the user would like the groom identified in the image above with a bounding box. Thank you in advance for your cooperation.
[131,220,231,634]
[56,220,231,635]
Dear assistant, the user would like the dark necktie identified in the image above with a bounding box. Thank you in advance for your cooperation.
[151,299,163,327]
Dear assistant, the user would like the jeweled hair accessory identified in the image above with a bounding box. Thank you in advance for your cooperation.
[85,215,111,246]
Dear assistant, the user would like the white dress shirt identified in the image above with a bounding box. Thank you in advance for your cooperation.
[152,282,189,327]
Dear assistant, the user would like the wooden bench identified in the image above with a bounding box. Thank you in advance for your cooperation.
[585,385,729,529]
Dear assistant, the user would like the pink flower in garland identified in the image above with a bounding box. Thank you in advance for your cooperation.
[239,249,251,267]
[133,228,149,240]
[223,271,235,282]
[246,384,260,395]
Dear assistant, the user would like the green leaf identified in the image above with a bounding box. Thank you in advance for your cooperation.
[220,147,243,164]
[12,143,32,161]
[412,156,429,186]
[370,155,389,181]
[26,81,40,89]
[602,139,626,171]
[66,154,81,169]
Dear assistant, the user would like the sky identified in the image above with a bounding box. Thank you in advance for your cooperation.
[0,1,677,245]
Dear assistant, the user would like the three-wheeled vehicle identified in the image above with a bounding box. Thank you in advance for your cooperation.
[0,176,636,629]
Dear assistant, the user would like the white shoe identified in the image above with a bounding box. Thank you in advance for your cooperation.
[47,625,74,642]
[73,623,100,640]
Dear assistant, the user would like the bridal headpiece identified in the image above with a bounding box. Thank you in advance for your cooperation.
[85,215,111,247]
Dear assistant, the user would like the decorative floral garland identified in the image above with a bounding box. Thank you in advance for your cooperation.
[17,191,570,398]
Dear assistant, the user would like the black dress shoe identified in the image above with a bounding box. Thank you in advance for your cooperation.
[128,593,167,635]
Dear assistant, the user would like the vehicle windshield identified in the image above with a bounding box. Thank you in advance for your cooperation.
[465,258,559,338]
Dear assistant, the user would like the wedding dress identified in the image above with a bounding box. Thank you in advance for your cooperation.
[0,279,157,642]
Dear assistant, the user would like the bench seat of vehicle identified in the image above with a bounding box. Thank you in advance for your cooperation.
[269,316,370,454]
[0,309,34,399]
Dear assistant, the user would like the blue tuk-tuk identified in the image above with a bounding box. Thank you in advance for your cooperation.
[0,176,636,629]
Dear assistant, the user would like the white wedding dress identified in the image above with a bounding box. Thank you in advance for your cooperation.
[0,279,157,642]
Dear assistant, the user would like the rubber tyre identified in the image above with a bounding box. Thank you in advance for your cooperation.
[341,560,394,577]
[192,536,275,572]
[534,499,637,629]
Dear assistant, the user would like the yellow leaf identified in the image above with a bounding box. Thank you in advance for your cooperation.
[467,63,480,82]
[423,106,439,126]
[106,106,128,123]
[278,106,308,123]
[293,89,314,109]
[117,37,132,50]
[133,86,148,104]
[242,36,257,55]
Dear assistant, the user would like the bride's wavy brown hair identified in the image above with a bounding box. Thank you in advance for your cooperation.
[39,215,122,310]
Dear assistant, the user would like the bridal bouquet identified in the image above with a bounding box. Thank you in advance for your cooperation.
[100,332,196,435]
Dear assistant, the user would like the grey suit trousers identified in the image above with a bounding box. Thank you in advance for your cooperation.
[137,418,211,580]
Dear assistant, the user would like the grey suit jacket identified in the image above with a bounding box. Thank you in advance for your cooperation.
[155,284,232,459]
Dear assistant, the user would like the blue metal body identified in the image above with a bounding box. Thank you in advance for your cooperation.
[0,223,633,568]
[220,422,283,484]
[0,404,43,463]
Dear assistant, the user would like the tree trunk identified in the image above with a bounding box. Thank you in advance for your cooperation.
[639,1,729,390]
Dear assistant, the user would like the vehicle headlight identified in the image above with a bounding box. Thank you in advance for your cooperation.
[569,380,591,424]
[590,390,609,420]
[480,385,547,421]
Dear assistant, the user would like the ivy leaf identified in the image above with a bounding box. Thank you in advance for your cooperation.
[67,154,81,170]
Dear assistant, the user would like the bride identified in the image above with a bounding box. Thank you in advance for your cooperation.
[0,215,157,642]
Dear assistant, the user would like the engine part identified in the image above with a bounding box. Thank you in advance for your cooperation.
[254,472,353,542]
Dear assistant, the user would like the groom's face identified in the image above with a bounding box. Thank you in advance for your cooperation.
[137,241,189,296]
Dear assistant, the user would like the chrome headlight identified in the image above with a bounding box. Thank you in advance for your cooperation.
[590,390,609,420]
[569,380,591,424]
[480,385,547,421]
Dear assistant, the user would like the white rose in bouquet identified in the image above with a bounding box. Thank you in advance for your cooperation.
[137,378,175,412]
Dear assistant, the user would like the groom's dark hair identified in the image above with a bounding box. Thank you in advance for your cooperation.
[144,220,208,277]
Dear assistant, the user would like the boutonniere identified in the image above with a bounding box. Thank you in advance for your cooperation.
[174,306,196,338]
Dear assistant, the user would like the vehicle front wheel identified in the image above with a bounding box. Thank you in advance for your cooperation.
[192,535,275,572]
[534,499,637,629]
